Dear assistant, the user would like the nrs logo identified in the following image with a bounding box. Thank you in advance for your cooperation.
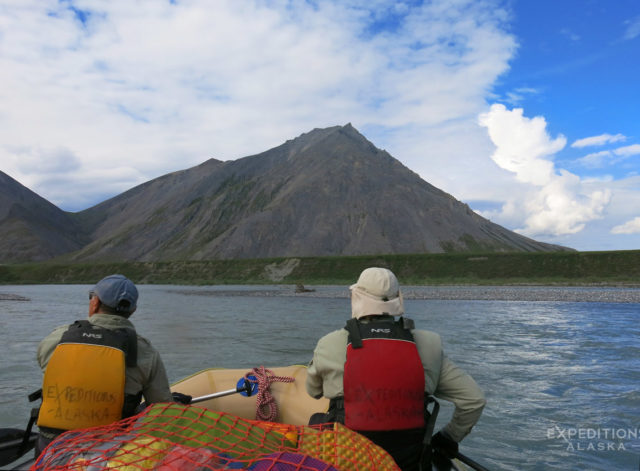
[82,333,102,339]
[370,328,391,333]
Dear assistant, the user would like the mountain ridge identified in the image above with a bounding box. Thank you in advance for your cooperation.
[0,124,570,263]
[0,171,90,262]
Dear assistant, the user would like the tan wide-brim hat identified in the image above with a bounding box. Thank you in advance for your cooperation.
[350,267,404,319]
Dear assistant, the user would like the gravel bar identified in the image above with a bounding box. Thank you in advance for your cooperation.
[0,293,30,301]
[401,286,640,303]
[169,285,640,303]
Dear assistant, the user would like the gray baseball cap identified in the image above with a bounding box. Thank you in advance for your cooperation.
[92,274,138,314]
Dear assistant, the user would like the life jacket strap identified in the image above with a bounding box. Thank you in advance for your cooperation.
[419,395,440,470]
[122,392,144,418]
[327,397,345,424]
[344,318,363,348]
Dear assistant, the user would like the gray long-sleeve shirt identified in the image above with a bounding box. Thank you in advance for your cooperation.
[306,321,486,442]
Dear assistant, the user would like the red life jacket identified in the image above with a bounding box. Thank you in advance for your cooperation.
[343,316,426,431]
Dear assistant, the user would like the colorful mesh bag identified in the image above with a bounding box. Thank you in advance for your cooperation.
[33,403,400,470]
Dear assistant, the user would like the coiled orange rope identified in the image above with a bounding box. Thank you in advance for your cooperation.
[244,366,295,421]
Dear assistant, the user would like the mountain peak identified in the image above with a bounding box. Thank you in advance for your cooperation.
[278,123,382,164]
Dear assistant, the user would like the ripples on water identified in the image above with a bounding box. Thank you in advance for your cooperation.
[0,285,638,470]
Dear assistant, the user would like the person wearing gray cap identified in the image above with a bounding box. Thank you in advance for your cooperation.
[34,274,173,456]
[306,267,486,470]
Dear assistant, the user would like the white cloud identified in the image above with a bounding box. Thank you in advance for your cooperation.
[6,145,81,175]
[478,104,611,236]
[478,104,565,186]
[613,144,640,157]
[574,144,640,170]
[571,133,626,148]
[560,28,580,42]
[623,15,640,40]
[503,87,540,105]
[531,175,640,251]
[519,171,611,235]
[575,150,612,169]
[0,0,516,211]
[612,216,640,235]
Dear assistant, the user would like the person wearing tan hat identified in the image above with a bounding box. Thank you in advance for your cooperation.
[34,274,173,456]
[306,267,485,470]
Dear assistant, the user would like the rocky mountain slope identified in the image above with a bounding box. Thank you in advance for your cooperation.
[0,124,569,263]
[0,171,89,262]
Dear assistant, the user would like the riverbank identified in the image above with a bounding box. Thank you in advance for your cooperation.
[1,250,639,286]
[164,284,640,303]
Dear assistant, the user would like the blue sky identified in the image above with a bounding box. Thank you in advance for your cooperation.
[1,0,639,251]
[496,0,640,179]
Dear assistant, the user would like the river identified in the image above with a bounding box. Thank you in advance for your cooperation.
[1,284,638,470]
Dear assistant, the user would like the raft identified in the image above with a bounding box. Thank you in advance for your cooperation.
[24,365,472,470]
[170,365,328,426]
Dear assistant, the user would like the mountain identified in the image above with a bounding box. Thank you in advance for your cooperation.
[0,124,569,263]
[68,124,567,260]
[0,171,89,262]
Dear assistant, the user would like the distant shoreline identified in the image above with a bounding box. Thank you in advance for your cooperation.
[165,284,640,303]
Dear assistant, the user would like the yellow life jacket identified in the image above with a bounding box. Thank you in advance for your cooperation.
[38,320,137,431]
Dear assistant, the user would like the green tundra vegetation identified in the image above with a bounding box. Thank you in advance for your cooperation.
[1,250,639,286]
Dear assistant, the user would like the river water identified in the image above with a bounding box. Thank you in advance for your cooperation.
[0,284,638,470]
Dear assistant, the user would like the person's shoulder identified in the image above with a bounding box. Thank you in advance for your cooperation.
[317,328,348,344]
[134,333,165,362]
[43,324,70,339]
[38,324,70,362]
[411,328,442,345]
[134,332,153,348]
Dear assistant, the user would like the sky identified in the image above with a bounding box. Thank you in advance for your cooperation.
[1,0,639,252]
